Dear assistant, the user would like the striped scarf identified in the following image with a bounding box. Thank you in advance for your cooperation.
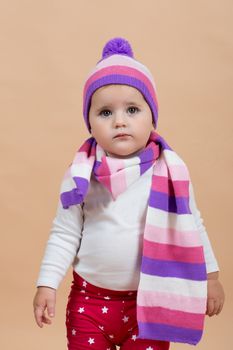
[60,130,207,346]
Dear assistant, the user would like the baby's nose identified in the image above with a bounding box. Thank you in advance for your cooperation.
[113,111,127,127]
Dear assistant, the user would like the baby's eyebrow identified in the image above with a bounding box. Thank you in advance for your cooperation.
[96,105,112,113]
[96,102,140,111]
[125,101,140,105]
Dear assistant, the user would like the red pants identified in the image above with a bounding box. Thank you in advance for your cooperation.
[66,271,170,350]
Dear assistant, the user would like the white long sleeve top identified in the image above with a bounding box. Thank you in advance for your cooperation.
[36,166,220,291]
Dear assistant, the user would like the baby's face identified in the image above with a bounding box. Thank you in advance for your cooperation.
[89,85,154,158]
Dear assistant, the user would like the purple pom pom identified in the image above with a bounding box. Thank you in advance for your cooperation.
[102,37,134,59]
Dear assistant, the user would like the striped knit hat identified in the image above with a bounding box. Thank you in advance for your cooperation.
[83,37,159,133]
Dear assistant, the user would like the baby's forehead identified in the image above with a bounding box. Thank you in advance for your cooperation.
[91,84,145,103]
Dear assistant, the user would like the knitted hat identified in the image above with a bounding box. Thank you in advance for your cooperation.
[83,37,159,132]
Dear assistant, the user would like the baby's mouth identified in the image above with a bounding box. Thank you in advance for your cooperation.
[113,133,131,139]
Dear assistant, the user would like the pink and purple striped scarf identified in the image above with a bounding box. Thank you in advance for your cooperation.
[60,130,207,346]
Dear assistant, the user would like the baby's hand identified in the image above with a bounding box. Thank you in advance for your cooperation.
[33,286,56,327]
[206,279,225,317]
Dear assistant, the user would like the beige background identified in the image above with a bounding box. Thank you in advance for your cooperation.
[1,0,232,349]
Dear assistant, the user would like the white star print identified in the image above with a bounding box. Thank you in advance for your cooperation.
[72,329,76,335]
[78,307,85,313]
[146,347,154,350]
[131,334,137,341]
[98,325,104,330]
[122,315,129,323]
[109,334,114,339]
[80,289,86,293]
[85,296,89,300]
[102,306,108,314]
[82,281,87,287]
[88,337,95,344]
[104,296,111,300]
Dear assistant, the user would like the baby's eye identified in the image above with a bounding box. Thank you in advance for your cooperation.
[99,109,112,117]
[127,106,139,114]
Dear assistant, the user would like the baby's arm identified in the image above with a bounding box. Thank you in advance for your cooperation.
[36,201,84,288]
[33,200,84,327]
[189,182,220,273]
[189,182,225,316]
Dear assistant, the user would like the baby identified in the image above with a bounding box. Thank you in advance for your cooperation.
[33,37,225,350]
